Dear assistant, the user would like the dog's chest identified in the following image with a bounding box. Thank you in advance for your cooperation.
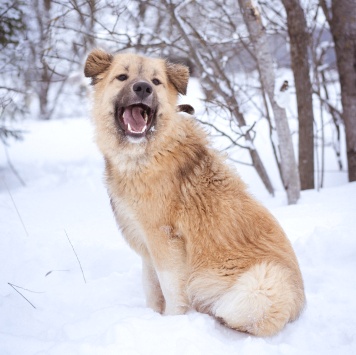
[106,163,178,254]
[110,193,148,254]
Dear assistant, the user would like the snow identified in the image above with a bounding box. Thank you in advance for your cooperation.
[1,116,356,355]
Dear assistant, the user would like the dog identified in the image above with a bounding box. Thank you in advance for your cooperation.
[84,49,305,337]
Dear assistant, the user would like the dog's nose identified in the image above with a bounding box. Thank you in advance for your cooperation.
[133,81,153,100]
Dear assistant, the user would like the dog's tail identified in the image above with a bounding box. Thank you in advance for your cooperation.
[211,261,305,336]
[188,261,305,336]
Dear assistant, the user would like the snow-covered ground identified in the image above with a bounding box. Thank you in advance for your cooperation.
[1,115,356,355]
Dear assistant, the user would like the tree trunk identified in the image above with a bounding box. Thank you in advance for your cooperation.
[329,0,356,182]
[281,0,315,190]
[238,0,300,204]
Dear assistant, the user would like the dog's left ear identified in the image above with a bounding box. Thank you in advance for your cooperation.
[166,62,189,95]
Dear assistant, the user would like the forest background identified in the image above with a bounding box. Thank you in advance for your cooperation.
[1,0,356,204]
[1,2,356,354]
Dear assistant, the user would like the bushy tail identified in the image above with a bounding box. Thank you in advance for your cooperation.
[212,262,305,336]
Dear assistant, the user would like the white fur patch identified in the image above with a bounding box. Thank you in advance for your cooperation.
[157,270,187,315]
[127,136,147,144]
[142,259,164,313]
[110,195,147,253]
[213,262,293,335]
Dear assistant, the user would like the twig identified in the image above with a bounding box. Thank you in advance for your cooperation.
[0,86,26,94]
[45,269,69,277]
[8,283,44,293]
[3,145,26,186]
[64,230,86,284]
[1,177,29,237]
[8,283,37,309]
[228,157,253,166]
[196,119,249,150]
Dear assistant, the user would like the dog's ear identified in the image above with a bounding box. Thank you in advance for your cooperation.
[166,62,189,95]
[177,104,195,115]
[84,49,113,84]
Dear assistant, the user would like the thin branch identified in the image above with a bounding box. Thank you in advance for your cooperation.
[1,177,29,237]
[196,118,250,150]
[0,86,26,94]
[8,283,44,293]
[8,283,37,309]
[45,269,70,277]
[319,0,332,23]
[64,230,86,284]
[3,145,26,186]
[228,157,253,166]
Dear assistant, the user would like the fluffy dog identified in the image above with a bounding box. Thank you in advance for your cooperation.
[84,49,305,336]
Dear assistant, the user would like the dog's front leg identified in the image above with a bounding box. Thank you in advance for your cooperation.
[142,256,165,314]
[156,267,188,315]
[147,227,188,315]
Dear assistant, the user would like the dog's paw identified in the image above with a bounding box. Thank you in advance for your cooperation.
[164,303,188,316]
[147,295,165,314]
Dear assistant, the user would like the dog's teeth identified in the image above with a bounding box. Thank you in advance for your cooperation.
[127,122,147,134]
[144,112,148,123]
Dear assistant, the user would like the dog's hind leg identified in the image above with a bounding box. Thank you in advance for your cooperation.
[212,262,304,336]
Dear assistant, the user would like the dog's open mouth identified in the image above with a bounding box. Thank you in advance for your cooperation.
[116,104,155,138]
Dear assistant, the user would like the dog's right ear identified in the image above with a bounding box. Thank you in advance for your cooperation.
[177,104,195,115]
[84,49,113,85]
[166,62,189,95]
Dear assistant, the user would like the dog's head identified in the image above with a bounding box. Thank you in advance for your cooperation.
[84,49,189,154]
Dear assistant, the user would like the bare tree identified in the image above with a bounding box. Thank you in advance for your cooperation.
[2,0,348,196]
[321,0,356,182]
[158,0,275,195]
[238,0,300,204]
[309,15,343,188]
[22,0,100,120]
[26,0,53,120]
[0,0,27,143]
[281,0,315,190]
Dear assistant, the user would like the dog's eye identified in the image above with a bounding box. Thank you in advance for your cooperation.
[152,78,161,86]
[116,74,128,81]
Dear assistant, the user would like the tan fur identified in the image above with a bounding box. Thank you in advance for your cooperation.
[84,50,305,336]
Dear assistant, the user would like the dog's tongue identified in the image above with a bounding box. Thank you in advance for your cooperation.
[122,106,146,132]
